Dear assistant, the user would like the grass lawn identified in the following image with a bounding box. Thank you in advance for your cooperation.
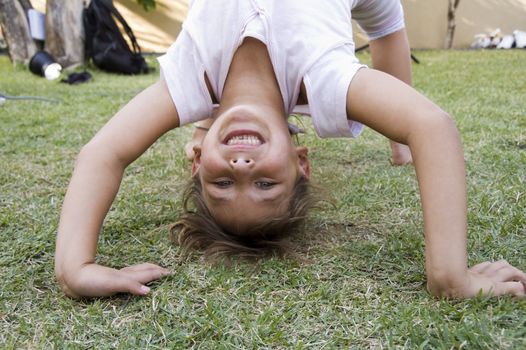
[1,50,525,348]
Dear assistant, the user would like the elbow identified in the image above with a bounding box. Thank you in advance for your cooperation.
[437,110,459,136]
[73,143,97,170]
[75,142,104,166]
[76,140,126,170]
[428,110,459,138]
[409,109,460,144]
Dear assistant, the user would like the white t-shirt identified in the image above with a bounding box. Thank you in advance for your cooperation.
[158,0,405,138]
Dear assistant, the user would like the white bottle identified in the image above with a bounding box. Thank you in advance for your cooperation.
[44,62,62,80]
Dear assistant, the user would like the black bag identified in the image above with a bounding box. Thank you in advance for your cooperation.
[83,0,149,74]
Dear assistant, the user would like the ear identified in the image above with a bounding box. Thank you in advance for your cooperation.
[191,145,202,177]
[296,146,311,180]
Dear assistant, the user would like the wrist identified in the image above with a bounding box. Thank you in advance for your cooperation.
[426,268,470,298]
[55,264,81,299]
[55,261,95,299]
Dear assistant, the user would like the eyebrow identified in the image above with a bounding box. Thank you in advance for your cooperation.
[205,189,283,204]
[206,193,229,203]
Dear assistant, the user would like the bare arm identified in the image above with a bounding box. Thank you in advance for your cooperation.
[55,79,179,298]
[369,29,412,85]
[346,68,526,298]
[369,29,413,165]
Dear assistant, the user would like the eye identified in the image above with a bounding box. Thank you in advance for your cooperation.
[255,181,275,189]
[213,179,234,188]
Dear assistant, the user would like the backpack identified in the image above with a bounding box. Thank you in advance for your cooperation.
[83,0,149,74]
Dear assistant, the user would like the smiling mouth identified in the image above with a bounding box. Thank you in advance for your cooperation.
[223,130,264,146]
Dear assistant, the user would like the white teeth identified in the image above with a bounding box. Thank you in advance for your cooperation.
[227,135,261,145]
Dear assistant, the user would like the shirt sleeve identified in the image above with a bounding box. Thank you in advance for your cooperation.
[352,0,405,41]
[157,30,214,126]
[302,45,366,138]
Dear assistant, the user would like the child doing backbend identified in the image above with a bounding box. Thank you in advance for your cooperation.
[55,0,526,299]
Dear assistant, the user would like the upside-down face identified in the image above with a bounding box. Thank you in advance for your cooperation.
[192,104,310,233]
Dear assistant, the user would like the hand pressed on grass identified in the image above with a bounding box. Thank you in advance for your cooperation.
[466,260,526,297]
[62,263,171,299]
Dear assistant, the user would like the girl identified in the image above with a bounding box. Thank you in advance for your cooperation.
[55,0,526,299]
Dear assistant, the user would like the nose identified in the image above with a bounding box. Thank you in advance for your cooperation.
[229,157,255,170]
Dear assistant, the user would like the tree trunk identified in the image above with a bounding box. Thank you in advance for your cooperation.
[45,0,88,68]
[445,0,461,49]
[0,0,37,64]
[18,0,33,12]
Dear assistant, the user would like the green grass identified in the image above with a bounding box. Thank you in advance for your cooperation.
[1,50,525,348]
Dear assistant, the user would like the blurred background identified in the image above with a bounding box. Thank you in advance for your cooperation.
[22,0,526,52]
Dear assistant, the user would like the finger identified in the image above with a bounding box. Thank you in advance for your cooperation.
[485,259,511,274]
[121,266,171,284]
[493,265,526,285]
[81,270,151,297]
[111,276,151,296]
[121,263,171,275]
[494,281,526,297]
[470,261,492,273]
